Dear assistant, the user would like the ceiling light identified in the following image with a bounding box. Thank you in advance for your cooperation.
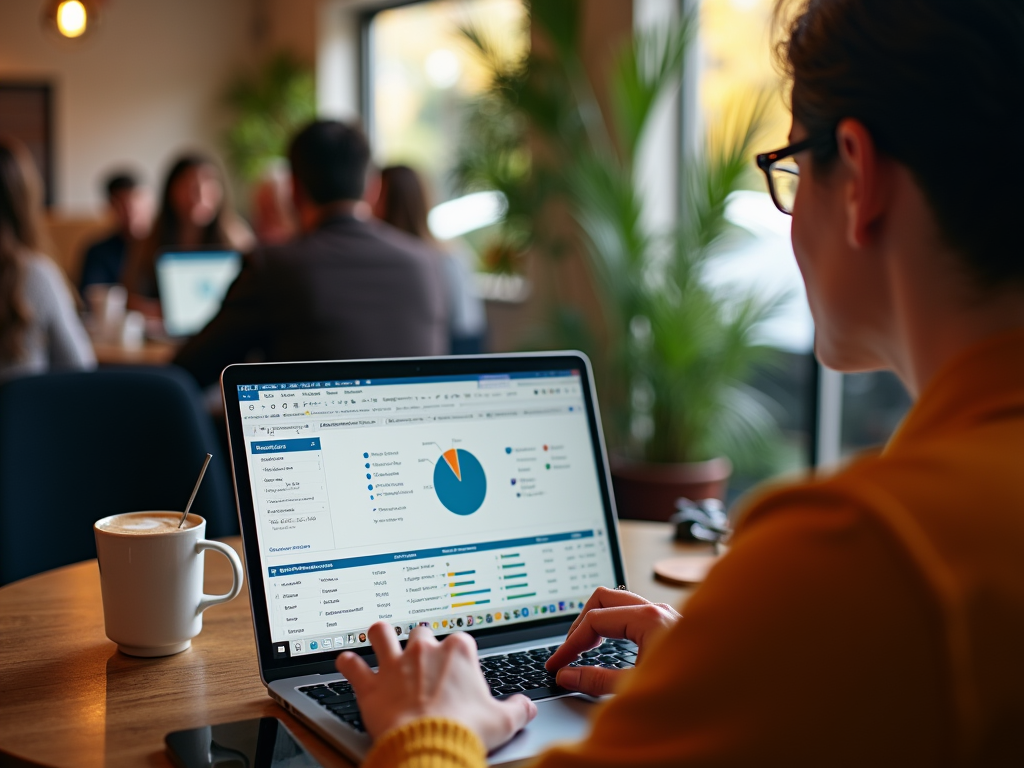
[56,1,87,38]
[43,0,99,41]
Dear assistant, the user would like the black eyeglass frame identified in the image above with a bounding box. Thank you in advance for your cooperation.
[756,134,832,215]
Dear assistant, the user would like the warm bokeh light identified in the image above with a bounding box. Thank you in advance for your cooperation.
[370,0,528,202]
[56,0,87,38]
[700,0,790,162]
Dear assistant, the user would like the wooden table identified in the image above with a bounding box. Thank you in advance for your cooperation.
[0,522,709,768]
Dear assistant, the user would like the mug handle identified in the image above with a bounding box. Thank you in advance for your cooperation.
[195,539,244,615]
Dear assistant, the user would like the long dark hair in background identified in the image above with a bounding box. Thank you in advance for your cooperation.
[0,138,44,363]
[378,165,436,243]
[124,153,233,297]
[151,154,228,247]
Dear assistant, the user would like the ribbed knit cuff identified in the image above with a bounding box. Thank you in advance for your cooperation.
[363,717,487,768]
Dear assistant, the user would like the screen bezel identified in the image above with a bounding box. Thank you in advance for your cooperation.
[221,352,625,684]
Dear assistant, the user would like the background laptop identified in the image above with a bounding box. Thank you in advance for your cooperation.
[156,249,241,337]
[221,353,631,765]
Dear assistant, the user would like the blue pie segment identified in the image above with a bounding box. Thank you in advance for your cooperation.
[434,448,487,515]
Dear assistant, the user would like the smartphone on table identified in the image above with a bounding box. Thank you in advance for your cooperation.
[166,717,324,768]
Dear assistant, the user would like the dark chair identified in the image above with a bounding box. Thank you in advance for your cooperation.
[0,366,237,585]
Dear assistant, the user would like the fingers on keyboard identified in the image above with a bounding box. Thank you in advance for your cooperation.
[482,640,637,699]
[296,638,639,729]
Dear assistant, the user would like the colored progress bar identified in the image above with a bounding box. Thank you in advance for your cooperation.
[506,583,528,589]
[507,592,537,600]
[503,573,526,580]
[447,570,475,576]
[500,553,520,559]
[449,580,475,587]
[452,599,491,608]
[451,588,491,597]
[502,562,525,569]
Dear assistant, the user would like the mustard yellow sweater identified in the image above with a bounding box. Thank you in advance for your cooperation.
[365,330,1024,767]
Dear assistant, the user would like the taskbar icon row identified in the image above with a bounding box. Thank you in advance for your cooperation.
[276,598,585,659]
[276,630,371,658]
[407,598,580,635]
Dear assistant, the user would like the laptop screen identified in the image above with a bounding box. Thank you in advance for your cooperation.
[233,368,619,659]
[156,250,242,337]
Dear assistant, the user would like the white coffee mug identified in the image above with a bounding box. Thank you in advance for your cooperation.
[94,511,244,657]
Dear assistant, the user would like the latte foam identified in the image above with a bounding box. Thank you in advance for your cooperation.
[97,512,200,535]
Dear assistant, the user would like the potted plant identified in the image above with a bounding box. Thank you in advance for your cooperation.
[457,2,784,520]
[223,52,316,184]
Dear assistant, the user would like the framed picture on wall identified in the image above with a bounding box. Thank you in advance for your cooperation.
[0,82,55,207]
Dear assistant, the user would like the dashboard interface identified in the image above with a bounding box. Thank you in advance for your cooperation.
[235,369,618,658]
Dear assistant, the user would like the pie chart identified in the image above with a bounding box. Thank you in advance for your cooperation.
[434,448,487,516]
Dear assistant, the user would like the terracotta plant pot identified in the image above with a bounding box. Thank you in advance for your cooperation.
[610,456,732,522]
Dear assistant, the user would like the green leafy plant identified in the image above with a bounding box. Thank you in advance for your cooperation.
[457,1,785,467]
[223,53,316,182]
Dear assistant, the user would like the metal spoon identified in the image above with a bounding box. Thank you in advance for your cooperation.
[179,453,213,529]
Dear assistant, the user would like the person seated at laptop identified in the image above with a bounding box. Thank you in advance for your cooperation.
[77,171,151,293]
[122,153,253,317]
[374,165,488,355]
[333,1,1024,765]
[173,121,447,387]
[0,137,95,383]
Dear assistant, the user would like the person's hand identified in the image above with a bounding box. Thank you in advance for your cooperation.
[336,621,537,750]
[544,587,681,696]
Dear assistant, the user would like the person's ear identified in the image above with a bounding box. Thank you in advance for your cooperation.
[835,118,891,250]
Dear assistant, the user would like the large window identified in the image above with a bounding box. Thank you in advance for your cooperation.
[365,0,528,205]
[696,0,814,494]
[840,371,912,457]
[697,0,909,482]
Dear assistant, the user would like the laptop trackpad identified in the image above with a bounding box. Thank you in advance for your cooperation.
[487,694,598,766]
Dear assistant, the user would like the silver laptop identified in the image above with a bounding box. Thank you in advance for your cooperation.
[156,249,241,337]
[221,353,631,764]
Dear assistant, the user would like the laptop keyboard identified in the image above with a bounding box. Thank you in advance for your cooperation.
[296,638,638,732]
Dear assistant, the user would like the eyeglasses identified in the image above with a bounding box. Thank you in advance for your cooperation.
[756,136,825,215]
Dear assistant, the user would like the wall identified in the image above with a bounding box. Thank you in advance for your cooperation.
[0,0,258,214]
[259,0,320,67]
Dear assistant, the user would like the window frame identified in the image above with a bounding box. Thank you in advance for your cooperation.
[0,81,55,208]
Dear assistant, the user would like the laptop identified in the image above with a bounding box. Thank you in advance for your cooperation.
[221,353,631,764]
[156,250,242,337]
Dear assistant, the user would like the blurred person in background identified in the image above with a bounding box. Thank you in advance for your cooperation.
[0,137,95,383]
[375,165,487,355]
[77,171,151,293]
[122,153,253,315]
[174,121,446,387]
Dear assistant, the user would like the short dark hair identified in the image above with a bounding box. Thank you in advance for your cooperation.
[776,0,1024,285]
[288,121,371,205]
[104,172,137,200]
